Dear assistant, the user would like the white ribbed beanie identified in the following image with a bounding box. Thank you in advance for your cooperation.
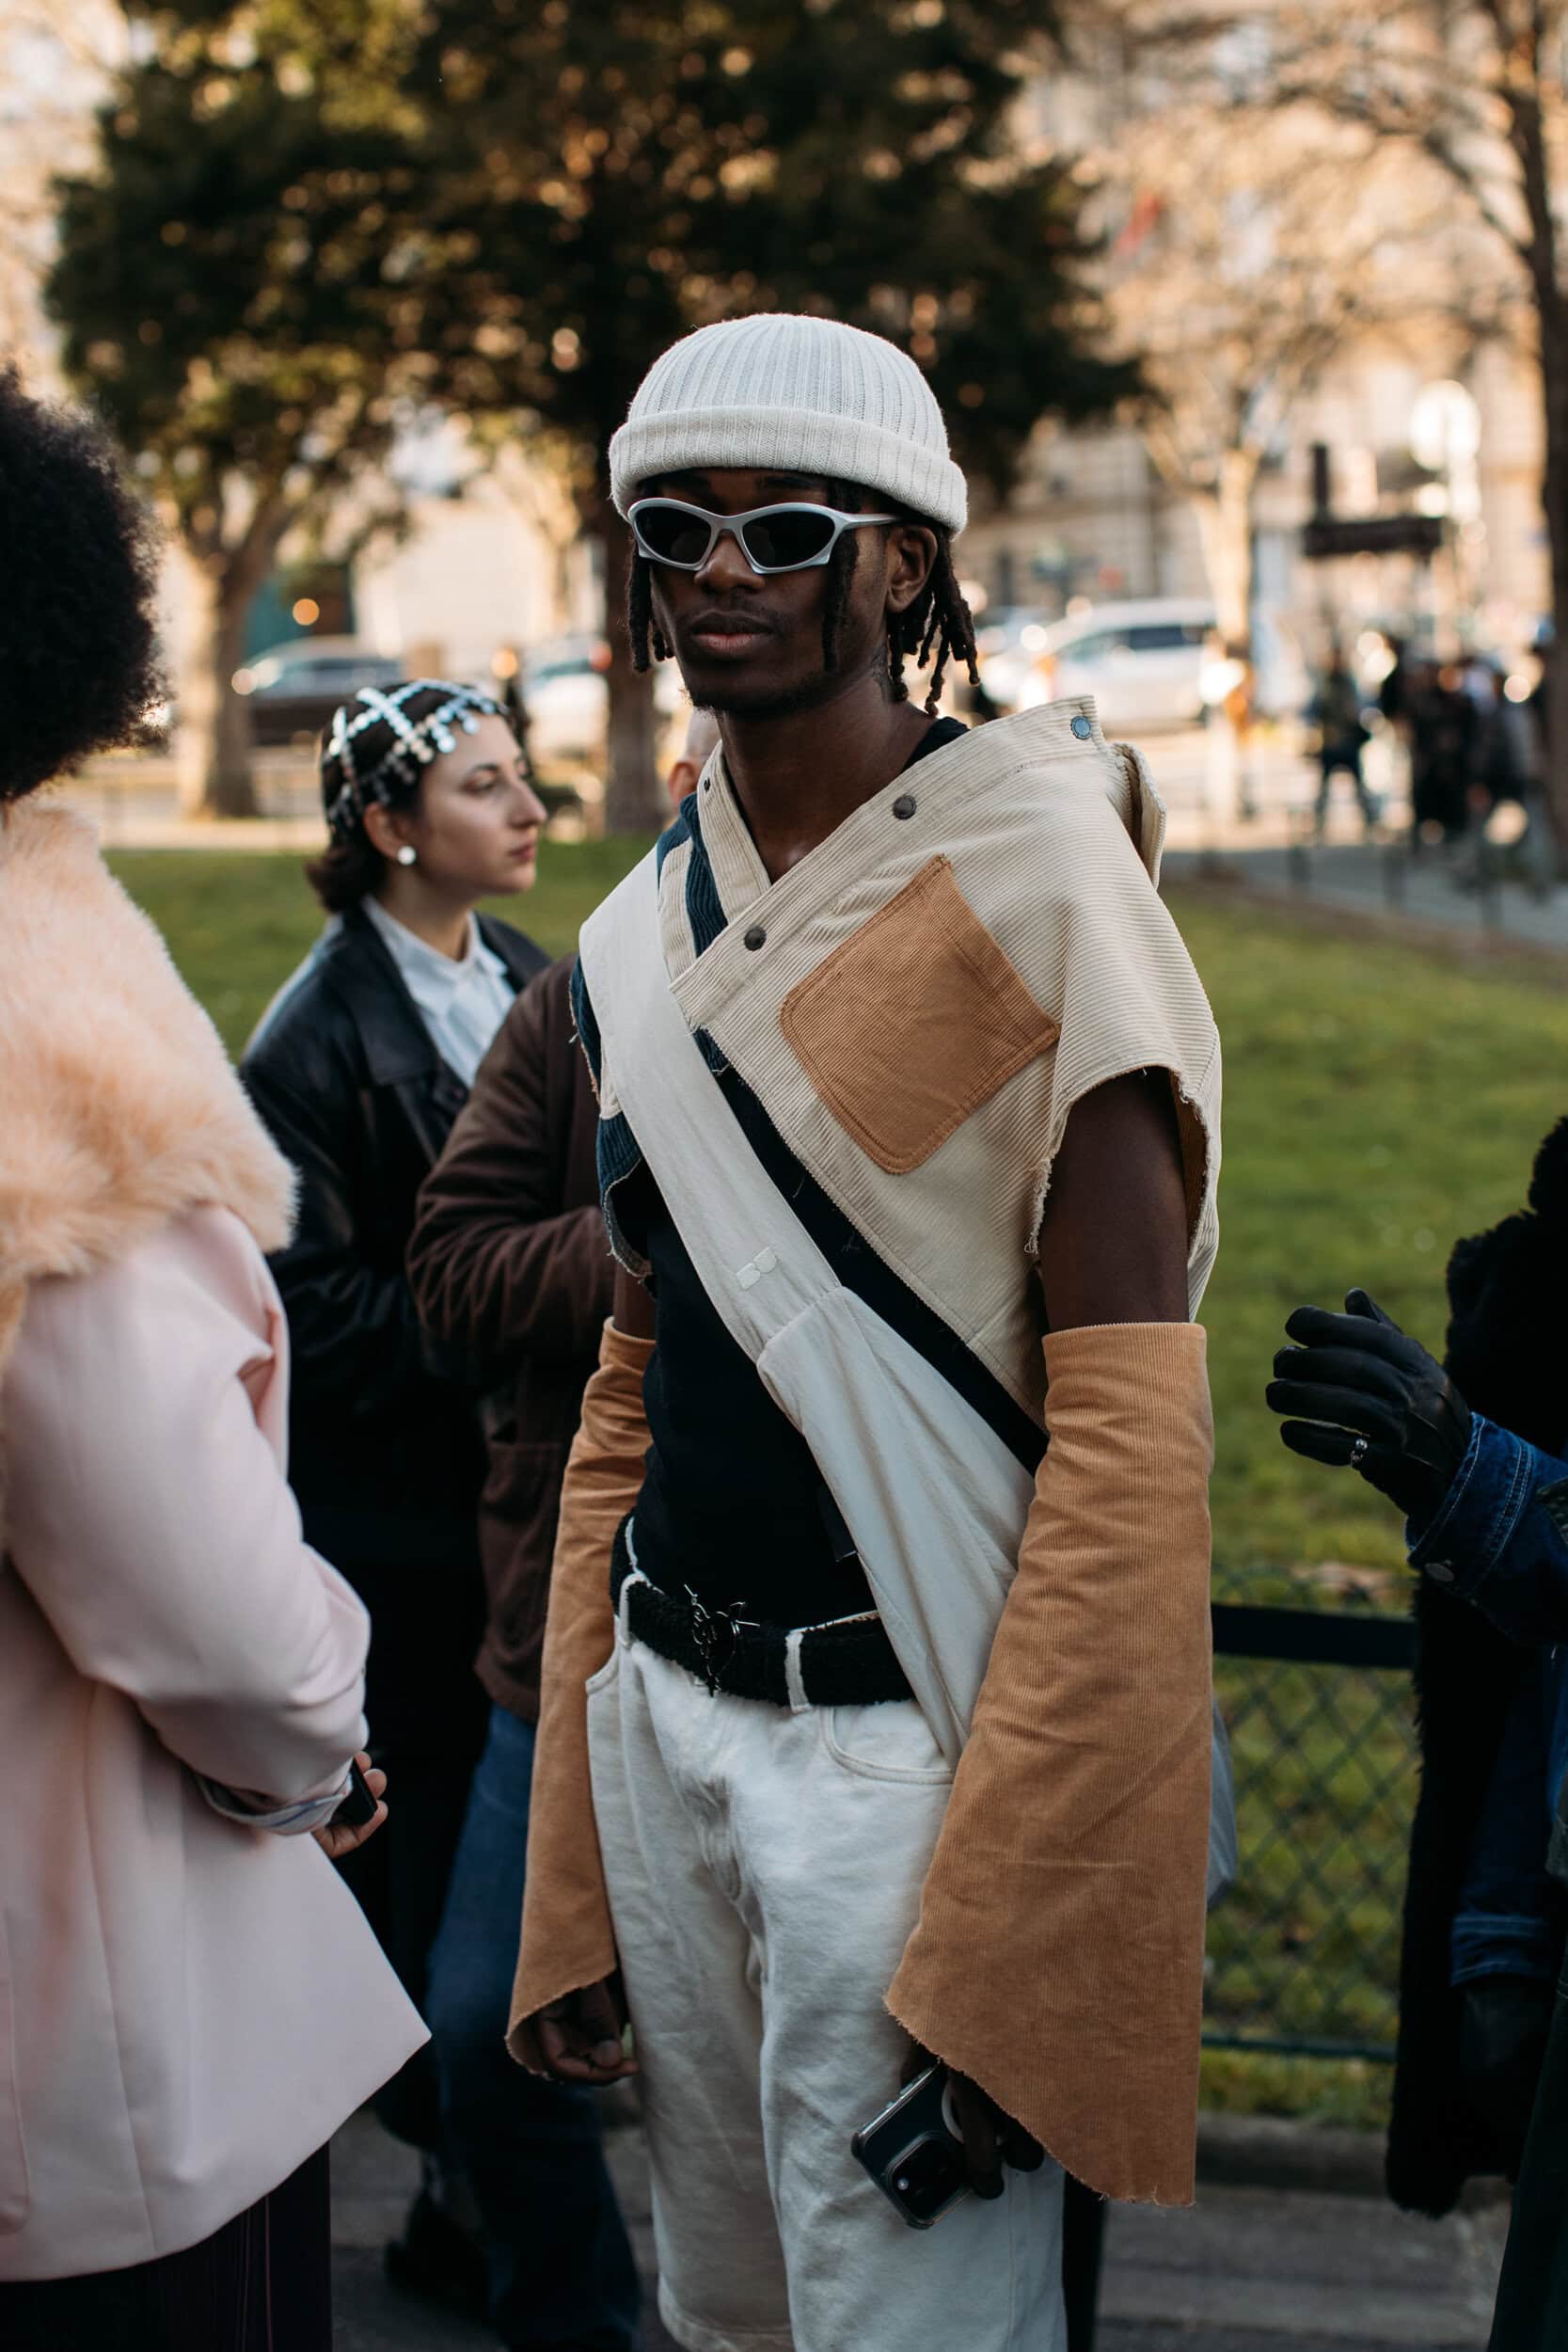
[610,313,967,535]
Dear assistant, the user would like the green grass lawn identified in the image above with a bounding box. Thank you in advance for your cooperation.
[107,837,652,1064]
[113,843,1568,1581]
[108,845,1568,2130]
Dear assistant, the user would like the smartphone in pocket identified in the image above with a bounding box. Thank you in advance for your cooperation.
[850,2063,972,2229]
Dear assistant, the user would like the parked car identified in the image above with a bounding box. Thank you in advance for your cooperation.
[1009,599,1216,730]
[972,610,1055,712]
[235,640,405,746]
[520,634,687,767]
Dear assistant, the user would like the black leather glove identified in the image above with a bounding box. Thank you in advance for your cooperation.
[1266,1289,1472,1523]
[1458,1975,1555,2180]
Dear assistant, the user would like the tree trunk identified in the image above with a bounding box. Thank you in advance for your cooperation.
[1538,326,1568,862]
[1497,71,1568,865]
[177,560,259,818]
[596,495,665,836]
[1192,450,1257,656]
[1192,451,1260,830]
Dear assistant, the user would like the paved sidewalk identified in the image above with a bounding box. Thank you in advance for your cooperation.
[1164,838,1568,958]
[331,2107,1507,2350]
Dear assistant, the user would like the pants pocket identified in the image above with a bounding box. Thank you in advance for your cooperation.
[584,1644,623,1699]
[821,1699,956,1785]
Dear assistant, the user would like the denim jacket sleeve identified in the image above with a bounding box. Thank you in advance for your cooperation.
[1409,1414,1568,1646]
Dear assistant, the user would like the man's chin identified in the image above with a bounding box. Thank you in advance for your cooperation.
[680,661,846,723]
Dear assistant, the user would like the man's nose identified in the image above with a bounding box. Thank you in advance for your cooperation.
[694,524,758,591]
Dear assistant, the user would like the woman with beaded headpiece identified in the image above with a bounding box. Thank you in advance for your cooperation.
[240,681,612,2324]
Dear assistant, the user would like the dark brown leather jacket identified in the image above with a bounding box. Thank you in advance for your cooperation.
[406,955,611,1724]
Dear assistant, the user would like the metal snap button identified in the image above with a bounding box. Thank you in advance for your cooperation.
[1426,1562,1455,1584]
[892,793,917,819]
[1070,714,1093,739]
[743,925,767,950]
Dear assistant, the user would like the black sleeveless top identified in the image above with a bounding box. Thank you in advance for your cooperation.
[620,719,968,1629]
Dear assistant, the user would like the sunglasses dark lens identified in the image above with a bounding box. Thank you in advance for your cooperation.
[639,506,713,565]
[741,509,837,569]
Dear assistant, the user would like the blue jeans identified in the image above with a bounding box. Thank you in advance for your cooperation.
[426,1704,640,2352]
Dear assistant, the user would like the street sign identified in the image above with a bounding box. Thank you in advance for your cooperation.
[1301,514,1445,562]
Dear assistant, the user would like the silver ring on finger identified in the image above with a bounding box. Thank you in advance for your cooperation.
[1349,1435,1370,1470]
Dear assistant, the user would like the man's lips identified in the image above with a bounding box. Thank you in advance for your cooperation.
[682,611,776,658]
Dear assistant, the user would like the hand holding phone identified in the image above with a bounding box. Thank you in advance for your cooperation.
[850,2064,972,2228]
[852,2048,1049,2227]
[313,1754,387,1860]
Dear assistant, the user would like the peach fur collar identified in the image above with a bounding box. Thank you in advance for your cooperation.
[0,802,295,1392]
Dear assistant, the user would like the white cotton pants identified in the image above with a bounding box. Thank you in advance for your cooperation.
[585,1616,1066,2352]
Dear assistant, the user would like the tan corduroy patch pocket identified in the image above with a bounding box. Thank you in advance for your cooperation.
[780,855,1059,1173]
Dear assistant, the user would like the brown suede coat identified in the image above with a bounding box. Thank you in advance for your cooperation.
[407,956,612,1724]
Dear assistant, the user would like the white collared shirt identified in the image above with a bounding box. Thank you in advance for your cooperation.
[363,896,516,1087]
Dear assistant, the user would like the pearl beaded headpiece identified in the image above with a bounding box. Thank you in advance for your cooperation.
[321,679,507,842]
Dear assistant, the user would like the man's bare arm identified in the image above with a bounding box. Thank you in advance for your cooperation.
[1036,1071,1190,1332]
[612,1259,657,1341]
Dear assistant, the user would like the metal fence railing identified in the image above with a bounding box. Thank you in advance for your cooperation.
[1205,1571,1419,2064]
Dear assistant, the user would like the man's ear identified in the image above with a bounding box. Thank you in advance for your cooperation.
[884,523,938,617]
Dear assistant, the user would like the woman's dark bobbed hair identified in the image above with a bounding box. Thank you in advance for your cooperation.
[0,370,164,803]
[304,828,388,915]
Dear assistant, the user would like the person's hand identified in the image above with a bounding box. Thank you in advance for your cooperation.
[1266,1289,1472,1524]
[535,1974,639,2085]
[900,2041,1045,2200]
[312,1753,388,1861]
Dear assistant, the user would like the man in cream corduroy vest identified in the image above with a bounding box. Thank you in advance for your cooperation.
[510,314,1223,2352]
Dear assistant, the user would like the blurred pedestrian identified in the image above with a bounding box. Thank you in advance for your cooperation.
[1263,1144,1568,2352]
[666,703,721,801]
[1468,664,1553,894]
[1307,646,1377,836]
[1377,631,1411,734]
[1473,664,1530,810]
[0,373,422,2347]
[404,948,639,2349]
[1408,660,1476,846]
[243,683,548,2312]
[512,313,1226,2352]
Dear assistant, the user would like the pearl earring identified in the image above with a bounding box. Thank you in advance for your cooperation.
[395,845,417,867]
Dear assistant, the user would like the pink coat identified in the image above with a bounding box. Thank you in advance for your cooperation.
[0,805,426,2280]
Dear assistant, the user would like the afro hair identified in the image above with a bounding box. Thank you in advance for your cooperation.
[0,369,164,803]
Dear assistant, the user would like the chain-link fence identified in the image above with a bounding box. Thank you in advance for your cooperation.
[1205,1570,1418,2063]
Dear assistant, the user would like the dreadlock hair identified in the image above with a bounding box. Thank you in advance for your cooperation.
[626,479,979,716]
[626,547,672,675]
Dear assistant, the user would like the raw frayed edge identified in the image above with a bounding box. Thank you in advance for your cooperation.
[1025,1057,1217,1267]
[879,1983,1196,2210]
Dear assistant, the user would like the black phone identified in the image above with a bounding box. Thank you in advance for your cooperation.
[850,2063,972,2229]
[330,1759,379,1830]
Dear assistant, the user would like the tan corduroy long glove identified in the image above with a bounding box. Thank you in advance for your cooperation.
[508,1320,653,2070]
[887,1321,1214,2206]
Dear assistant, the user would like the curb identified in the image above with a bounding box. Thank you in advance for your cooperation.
[1197,2110,1511,2207]
[1163,863,1568,972]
